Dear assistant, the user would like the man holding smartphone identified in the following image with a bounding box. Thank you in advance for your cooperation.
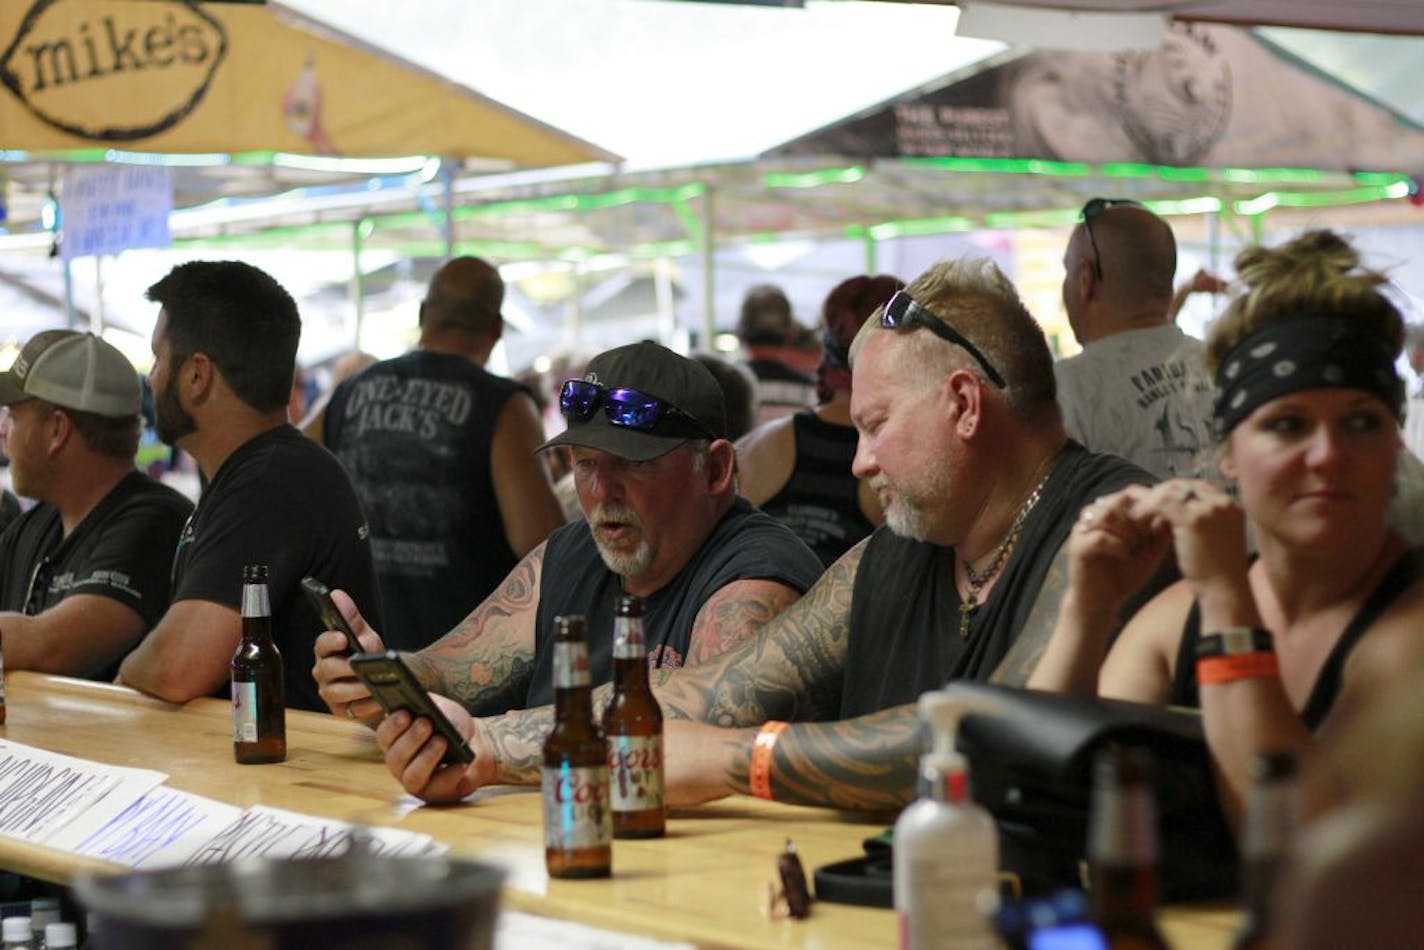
[314,341,822,720]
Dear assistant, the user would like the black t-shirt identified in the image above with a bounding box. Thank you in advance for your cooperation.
[170,426,383,711]
[524,498,824,711]
[0,471,192,680]
[760,410,875,567]
[840,443,1154,719]
[323,351,527,650]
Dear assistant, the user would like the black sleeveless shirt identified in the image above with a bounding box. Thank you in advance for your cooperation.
[1168,548,1424,728]
[840,443,1154,719]
[760,411,876,567]
[324,351,526,651]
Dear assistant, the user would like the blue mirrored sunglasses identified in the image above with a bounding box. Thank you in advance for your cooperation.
[559,379,716,439]
[879,290,1006,388]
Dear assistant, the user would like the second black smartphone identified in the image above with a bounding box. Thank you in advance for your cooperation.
[301,576,364,656]
[349,650,475,766]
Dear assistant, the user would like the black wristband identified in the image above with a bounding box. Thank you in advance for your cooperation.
[1196,627,1274,659]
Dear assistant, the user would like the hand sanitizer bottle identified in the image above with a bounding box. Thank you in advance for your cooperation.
[893,690,999,950]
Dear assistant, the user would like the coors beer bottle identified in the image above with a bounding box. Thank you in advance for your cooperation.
[602,594,665,839]
[541,614,612,878]
[231,565,286,764]
[1087,744,1169,950]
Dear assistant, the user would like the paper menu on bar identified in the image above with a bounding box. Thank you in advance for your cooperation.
[0,738,166,846]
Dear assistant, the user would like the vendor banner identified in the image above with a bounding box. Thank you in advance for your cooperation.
[770,22,1424,174]
[0,0,613,164]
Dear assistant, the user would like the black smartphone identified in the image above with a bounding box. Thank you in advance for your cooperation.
[349,650,475,766]
[301,576,364,656]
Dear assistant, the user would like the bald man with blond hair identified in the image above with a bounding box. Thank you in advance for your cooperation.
[309,256,564,650]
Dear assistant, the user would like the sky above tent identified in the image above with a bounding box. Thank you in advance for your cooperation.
[281,0,1000,168]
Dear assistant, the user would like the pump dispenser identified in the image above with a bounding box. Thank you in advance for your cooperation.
[893,690,1000,950]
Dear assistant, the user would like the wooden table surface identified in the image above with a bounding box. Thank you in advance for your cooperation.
[0,672,1238,949]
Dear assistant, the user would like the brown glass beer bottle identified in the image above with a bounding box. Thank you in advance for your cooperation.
[541,614,612,878]
[1232,750,1298,950]
[1087,744,1169,950]
[602,594,665,839]
[231,564,286,764]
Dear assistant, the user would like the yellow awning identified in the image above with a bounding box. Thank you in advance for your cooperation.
[0,0,617,166]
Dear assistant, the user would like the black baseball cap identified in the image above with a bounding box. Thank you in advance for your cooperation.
[539,341,728,462]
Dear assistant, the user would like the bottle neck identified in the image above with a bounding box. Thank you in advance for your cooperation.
[240,583,272,643]
[552,640,595,720]
[1089,782,1159,921]
[922,759,972,804]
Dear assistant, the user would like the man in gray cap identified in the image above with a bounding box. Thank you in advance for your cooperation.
[313,340,823,720]
[0,330,192,679]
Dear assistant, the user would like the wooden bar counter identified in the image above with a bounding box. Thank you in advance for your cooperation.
[0,672,1237,948]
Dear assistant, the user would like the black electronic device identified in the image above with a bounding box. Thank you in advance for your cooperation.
[349,650,475,766]
[301,576,364,656]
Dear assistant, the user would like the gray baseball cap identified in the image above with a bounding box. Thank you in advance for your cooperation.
[0,330,142,417]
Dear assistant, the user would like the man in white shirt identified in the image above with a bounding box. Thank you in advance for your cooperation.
[1054,198,1215,479]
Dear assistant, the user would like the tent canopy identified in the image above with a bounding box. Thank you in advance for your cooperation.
[0,0,616,163]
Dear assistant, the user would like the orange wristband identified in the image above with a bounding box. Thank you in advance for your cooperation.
[1197,651,1280,686]
[749,720,789,801]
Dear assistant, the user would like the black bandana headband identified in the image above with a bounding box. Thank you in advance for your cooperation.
[1213,314,1404,436]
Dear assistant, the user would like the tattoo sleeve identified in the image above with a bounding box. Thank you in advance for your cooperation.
[727,704,921,811]
[406,545,543,716]
[481,541,869,785]
[990,542,1073,687]
[658,542,865,726]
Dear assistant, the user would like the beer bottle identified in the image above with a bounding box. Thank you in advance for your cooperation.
[602,594,665,839]
[231,564,286,764]
[1232,750,1298,950]
[541,614,612,878]
[1087,744,1169,950]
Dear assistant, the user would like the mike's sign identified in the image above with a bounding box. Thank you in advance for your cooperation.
[0,0,227,142]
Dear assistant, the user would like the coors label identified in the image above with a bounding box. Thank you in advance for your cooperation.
[542,764,612,850]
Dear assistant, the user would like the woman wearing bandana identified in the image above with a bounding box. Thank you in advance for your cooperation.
[1029,229,1424,826]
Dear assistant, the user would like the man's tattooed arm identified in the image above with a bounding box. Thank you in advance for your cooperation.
[991,542,1072,687]
[723,703,920,811]
[405,545,543,715]
[477,540,868,785]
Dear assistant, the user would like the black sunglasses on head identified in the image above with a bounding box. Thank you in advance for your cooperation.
[1080,197,1145,281]
[879,290,1006,388]
[559,379,716,440]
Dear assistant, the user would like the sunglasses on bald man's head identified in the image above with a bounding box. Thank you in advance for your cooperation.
[559,379,716,439]
[879,290,1006,388]
[1080,197,1145,281]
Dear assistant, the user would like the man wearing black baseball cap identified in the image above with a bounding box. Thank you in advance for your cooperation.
[0,330,192,679]
[314,340,823,721]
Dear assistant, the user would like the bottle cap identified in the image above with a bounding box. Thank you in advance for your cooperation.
[615,594,643,616]
[243,564,269,584]
[2,917,32,941]
[44,922,77,947]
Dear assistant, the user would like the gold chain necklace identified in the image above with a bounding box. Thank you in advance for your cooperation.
[957,468,1052,640]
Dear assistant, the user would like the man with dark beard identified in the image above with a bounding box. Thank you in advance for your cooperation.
[312,340,823,720]
[118,260,382,712]
[353,258,1157,811]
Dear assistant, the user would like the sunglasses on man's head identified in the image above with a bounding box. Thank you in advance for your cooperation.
[1080,197,1145,281]
[879,290,1006,388]
[559,379,716,439]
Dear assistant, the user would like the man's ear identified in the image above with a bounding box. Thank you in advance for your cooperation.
[45,409,73,456]
[1219,444,1237,483]
[703,439,738,494]
[184,352,218,405]
[946,370,984,439]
